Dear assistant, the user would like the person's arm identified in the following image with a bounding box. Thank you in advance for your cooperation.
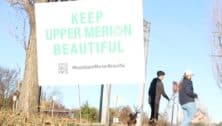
[148,83,153,104]
[161,83,170,101]
[184,81,198,98]
[148,83,152,97]
[148,79,155,96]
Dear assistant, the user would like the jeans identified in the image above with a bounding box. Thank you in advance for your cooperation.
[181,102,196,126]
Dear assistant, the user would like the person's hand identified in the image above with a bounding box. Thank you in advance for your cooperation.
[166,96,170,101]
[194,93,198,99]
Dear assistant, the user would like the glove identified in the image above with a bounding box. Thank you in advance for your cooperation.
[166,96,170,101]
[194,93,198,99]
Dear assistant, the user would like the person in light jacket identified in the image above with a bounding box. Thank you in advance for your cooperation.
[179,70,198,126]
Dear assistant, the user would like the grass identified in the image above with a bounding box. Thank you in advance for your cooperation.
[0,110,166,126]
[0,110,165,126]
[0,110,111,126]
[0,110,80,126]
[1,110,199,126]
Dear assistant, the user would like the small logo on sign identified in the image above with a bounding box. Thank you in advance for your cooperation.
[58,63,68,74]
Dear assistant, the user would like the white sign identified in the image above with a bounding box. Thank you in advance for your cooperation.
[35,0,145,85]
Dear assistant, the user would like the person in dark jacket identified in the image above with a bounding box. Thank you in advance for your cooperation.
[179,70,198,126]
[148,71,170,123]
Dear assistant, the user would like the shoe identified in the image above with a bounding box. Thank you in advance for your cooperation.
[149,119,154,124]
[153,119,158,126]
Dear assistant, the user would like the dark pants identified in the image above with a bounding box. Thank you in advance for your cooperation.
[149,99,160,120]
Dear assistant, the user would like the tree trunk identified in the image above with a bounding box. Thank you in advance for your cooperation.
[17,6,39,115]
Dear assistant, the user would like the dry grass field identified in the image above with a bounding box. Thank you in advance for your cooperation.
[0,110,168,126]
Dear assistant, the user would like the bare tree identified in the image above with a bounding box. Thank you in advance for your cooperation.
[118,106,132,125]
[0,66,19,109]
[5,0,78,116]
[40,87,65,111]
[45,87,63,105]
[4,0,51,115]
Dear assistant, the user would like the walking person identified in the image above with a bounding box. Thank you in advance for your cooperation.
[148,71,170,124]
[179,70,198,126]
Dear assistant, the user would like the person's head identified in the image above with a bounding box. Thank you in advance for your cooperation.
[183,70,193,80]
[172,81,179,94]
[157,71,165,80]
